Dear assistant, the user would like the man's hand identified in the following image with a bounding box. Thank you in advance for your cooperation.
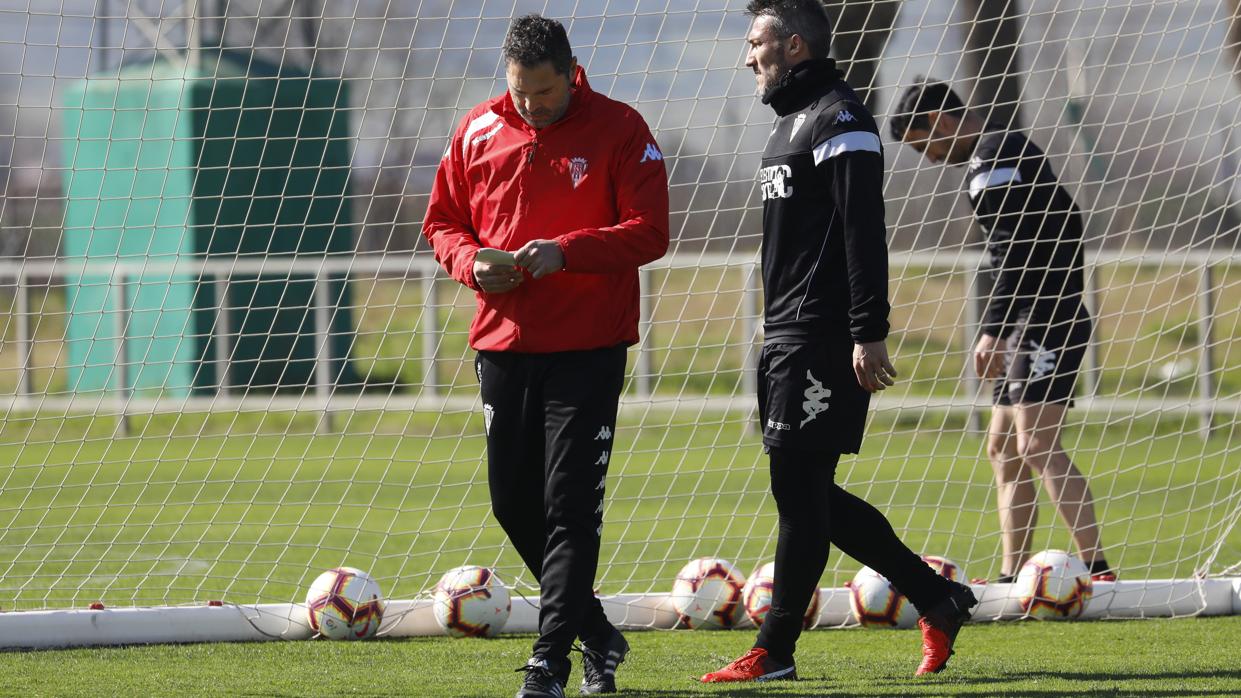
[514,240,565,279]
[974,334,1006,379]
[853,340,898,393]
[472,257,523,294]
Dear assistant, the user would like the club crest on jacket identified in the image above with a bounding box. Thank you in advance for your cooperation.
[569,157,589,188]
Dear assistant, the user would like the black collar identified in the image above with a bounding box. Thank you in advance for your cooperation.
[763,58,845,116]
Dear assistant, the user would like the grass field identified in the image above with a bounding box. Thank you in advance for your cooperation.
[0,268,1238,693]
[1,416,1237,610]
[1,616,1239,696]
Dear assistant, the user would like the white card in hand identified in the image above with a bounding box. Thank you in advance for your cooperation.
[475,248,517,266]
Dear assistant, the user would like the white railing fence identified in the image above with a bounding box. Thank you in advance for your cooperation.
[0,250,1235,436]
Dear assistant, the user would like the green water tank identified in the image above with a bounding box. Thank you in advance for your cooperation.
[60,50,356,396]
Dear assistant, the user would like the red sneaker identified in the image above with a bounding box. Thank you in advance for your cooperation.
[916,582,977,676]
[700,648,797,683]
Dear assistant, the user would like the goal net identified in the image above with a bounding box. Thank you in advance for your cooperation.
[0,0,1237,632]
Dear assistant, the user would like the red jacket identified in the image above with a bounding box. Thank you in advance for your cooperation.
[423,66,670,353]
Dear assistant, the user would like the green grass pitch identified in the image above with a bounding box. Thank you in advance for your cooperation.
[0,415,1238,696]
[1,415,1236,608]
[1,617,1239,696]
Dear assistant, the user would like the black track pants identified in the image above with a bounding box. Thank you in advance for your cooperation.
[755,446,953,662]
[476,345,627,661]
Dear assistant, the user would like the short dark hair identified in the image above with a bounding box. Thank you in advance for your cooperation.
[502,14,574,77]
[744,0,833,59]
[889,77,969,140]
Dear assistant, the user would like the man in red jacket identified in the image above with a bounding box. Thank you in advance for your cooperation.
[423,14,669,698]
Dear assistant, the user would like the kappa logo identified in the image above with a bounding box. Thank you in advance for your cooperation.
[766,419,792,432]
[462,111,504,154]
[758,164,794,200]
[1029,342,1057,379]
[483,403,494,435]
[594,426,613,441]
[569,157,589,188]
[789,113,807,141]
[834,110,857,125]
[469,122,504,149]
[640,142,663,163]
[801,370,832,427]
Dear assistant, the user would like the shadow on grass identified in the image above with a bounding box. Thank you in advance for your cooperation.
[612,668,1241,697]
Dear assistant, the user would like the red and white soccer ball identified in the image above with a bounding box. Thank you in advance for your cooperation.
[849,555,964,629]
[741,561,821,629]
[1015,550,1093,620]
[671,558,746,629]
[432,565,511,638]
[306,566,385,640]
[921,555,963,582]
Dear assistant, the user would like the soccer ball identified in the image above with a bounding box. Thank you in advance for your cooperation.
[432,565,511,638]
[921,555,964,582]
[849,555,965,629]
[741,562,820,629]
[306,567,385,640]
[1015,550,1092,620]
[671,558,746,629]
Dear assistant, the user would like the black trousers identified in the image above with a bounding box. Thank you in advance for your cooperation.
[476,345,627,661]
[755,447,953,662]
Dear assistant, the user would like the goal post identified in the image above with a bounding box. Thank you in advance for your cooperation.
[0,1,1238,646]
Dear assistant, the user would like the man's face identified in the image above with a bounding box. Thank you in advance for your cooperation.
[506,58,576,130]
[745,15,791,98]
[902,113,969,165]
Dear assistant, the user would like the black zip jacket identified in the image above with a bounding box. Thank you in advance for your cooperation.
[758,58,890,345]
[967,130,1090,338]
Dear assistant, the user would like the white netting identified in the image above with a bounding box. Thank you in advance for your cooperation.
[0,0,1236,617]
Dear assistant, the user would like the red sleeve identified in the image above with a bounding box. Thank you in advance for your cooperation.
[555,111,670,273]
[422,124,482,291]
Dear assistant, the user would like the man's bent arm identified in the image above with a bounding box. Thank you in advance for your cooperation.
[555,113,670,272]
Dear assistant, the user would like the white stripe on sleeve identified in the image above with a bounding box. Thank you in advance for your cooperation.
[968,167,1023,198]
[811,131,883,165]
[461,111,501,152]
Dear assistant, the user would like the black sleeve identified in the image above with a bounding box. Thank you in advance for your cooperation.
[973,177,1067,337]
[826,150,890,343]
[974,181,1027,337]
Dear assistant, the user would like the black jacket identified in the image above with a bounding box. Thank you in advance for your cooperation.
[758,59,890,345]
[967,130,1090,338]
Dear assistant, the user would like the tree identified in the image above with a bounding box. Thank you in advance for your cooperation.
[824,0,900,111]
[959,0,1025,129]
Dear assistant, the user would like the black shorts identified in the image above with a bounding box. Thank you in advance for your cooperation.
[757,342,870,454]
[993,320,1091,407]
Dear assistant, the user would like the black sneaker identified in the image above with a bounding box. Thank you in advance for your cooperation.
[579,630,630,695]
[516,657,569,698]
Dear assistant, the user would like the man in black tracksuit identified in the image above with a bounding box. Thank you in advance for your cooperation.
[700,0,977,684]
[890,78,1111,584]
